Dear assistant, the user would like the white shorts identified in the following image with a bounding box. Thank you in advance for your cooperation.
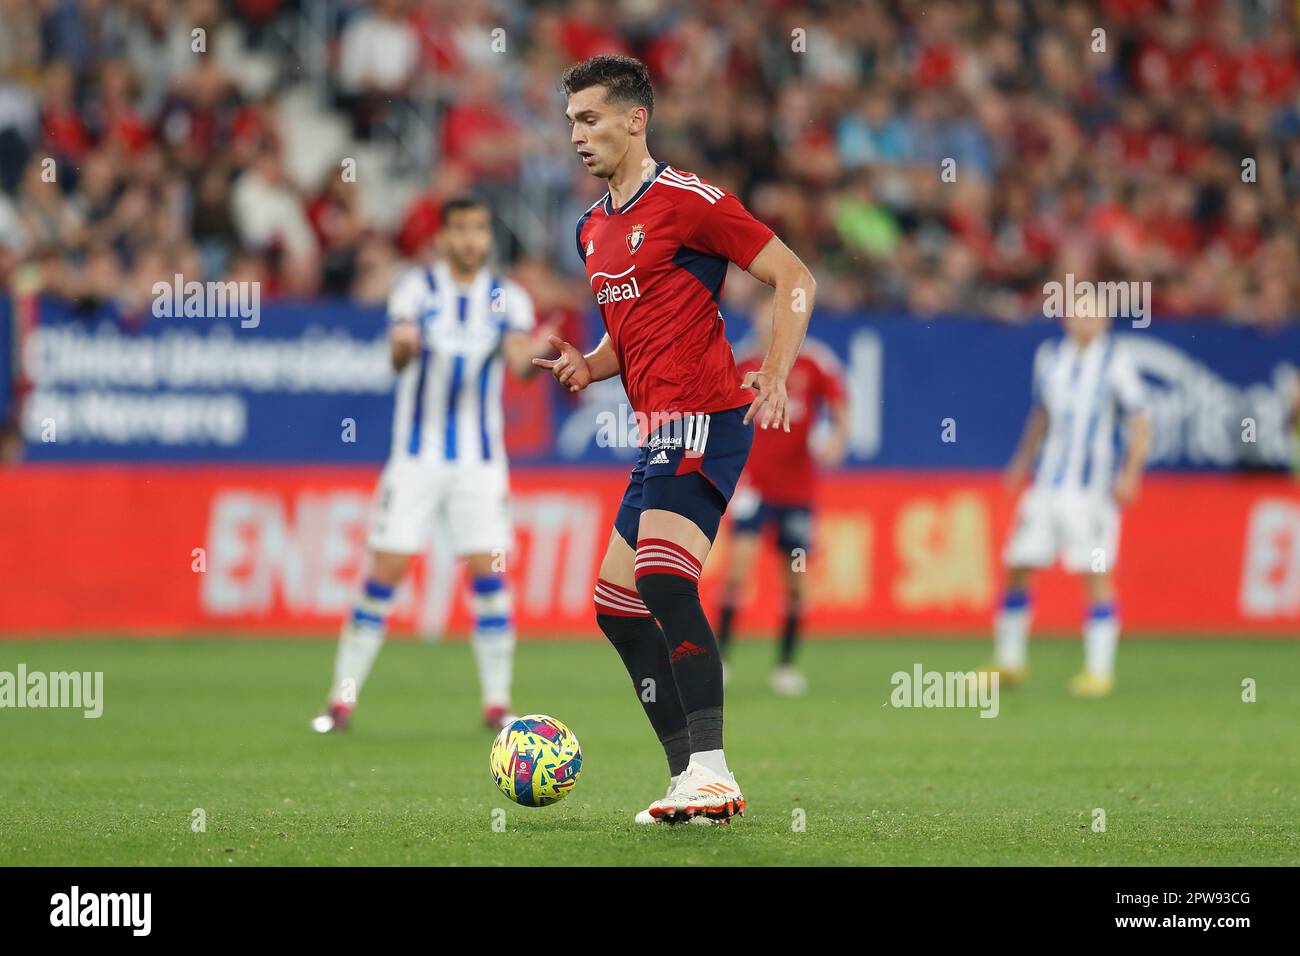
[368,457,514,557]
[1003,487,1120,574]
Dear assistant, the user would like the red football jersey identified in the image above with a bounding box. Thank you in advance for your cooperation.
[737,340,847,505]
[577,163,774,430]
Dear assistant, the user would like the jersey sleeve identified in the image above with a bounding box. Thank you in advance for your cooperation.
[387,270,428,325]
[501,281,536,334]
[1030,340,1056,407]
[683,190,775,269]
[1109,344,1146,412]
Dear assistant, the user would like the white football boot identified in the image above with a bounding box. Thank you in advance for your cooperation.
[770,665,808,697]
[310,702,352,733]
[635,776,718,826]
[645,762,745,824]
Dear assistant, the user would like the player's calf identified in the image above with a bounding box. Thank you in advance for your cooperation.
[468,572,517,729]
[314,576,398,731]
[633,539,729,776]
[594,578,692,779]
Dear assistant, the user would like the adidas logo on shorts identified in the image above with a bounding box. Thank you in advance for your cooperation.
[649,450,670,465]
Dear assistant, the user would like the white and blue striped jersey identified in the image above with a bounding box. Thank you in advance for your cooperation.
[1031,333,1146,495]
[386,262,535,465]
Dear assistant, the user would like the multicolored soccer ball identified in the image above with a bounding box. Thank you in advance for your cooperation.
[489,714,583,807]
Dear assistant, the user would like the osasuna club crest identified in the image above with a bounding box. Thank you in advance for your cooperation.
[626,224,646,254]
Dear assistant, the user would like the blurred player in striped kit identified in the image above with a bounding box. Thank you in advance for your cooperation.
[986,295,1151,697]
[312,197,554,734]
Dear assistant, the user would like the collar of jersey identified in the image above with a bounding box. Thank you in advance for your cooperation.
[604,161,669,216]
[435,261,490,297]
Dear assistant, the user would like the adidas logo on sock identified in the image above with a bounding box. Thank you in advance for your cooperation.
[649,450,670,465]
[670,640,707,662]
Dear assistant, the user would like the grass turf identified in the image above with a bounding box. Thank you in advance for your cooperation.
[0,637,1296,866]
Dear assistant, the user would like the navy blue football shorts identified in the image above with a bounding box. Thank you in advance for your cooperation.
[730,488,814,555]
[614,405,754,547]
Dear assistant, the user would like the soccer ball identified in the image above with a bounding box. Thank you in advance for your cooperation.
[489,714,583,807]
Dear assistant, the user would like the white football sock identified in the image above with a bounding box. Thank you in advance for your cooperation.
[470,576,515,708]
[329,579,395,705]
[330,627,384,705]
[994,592,1032,669]
[1083,605,1119,677]
[691,748,731,777]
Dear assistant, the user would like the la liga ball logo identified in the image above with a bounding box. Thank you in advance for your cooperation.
[626,224,646,254]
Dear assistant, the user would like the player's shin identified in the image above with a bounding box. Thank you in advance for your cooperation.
[329,579,396,707]
[634,540,729,777]
[469,575,515,711]
[778,595,802,666]
[1083,602,1120,677]
[994,589,1032,670]
[715,581,740,655]
[594,579,691,777]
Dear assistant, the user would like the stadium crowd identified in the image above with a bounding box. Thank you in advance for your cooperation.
[0,0,1298,325]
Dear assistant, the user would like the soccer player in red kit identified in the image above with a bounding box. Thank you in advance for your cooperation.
[535,55,817,824]
[716,311,850,696]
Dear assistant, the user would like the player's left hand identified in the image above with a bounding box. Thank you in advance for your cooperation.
[816,432,847,469]
[1113,469,1141,505]
[532,334,593,393]
[741,369,790,431]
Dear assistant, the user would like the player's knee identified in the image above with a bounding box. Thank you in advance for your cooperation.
[635,572,697,617]
[368,550,410,588]
[1005,566,1033,592]
[593,578,652,642]
[633,538,703,614]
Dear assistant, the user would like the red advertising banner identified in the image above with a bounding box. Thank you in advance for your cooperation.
[1,467,1297,637]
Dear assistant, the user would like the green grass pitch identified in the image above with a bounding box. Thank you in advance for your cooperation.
[1,637,1297,866]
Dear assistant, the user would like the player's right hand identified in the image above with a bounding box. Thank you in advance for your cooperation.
[390,321,421,351]
[1003,459,1029,492]
[1112,468,1141,505]
[532,334,592,392]
[741,368,790,431]
[816,432,848,469]
[389,320,422,371]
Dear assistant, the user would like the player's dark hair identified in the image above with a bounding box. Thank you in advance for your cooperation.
[561,55,654,118]
[440,195,490,225]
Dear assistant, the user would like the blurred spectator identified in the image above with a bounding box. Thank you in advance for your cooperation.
[308,171,367,294]
[0,0,1295,326]
[337,0,419,139]
[230,148,319,294]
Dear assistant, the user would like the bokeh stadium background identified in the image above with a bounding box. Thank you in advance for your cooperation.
[1,0,1299,642]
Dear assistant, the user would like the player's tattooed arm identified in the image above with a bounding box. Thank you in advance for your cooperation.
[389,321,421,372]
[1005,406,1048,489]
[1113,410,1151,504]
[532,333,619,392]
[741,236,817,431]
